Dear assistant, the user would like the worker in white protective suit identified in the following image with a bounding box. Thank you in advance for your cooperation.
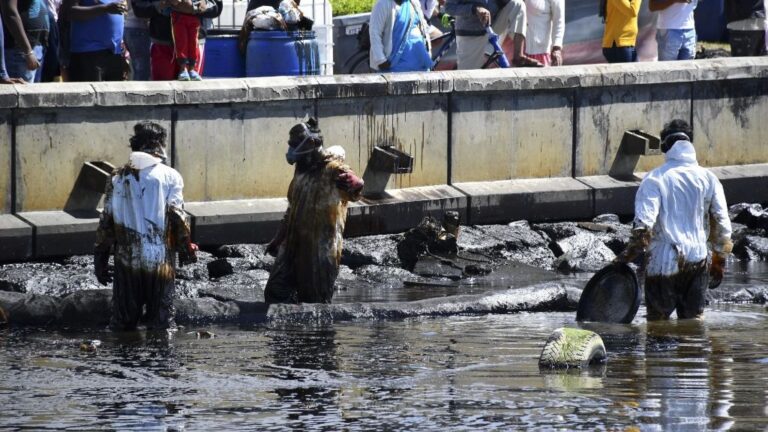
[94,121,197,331]
[615,119,732,321]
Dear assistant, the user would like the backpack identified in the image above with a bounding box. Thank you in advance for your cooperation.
[357,21,371,51]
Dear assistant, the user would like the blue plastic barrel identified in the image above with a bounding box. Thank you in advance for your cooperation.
[246,31,320,77]
[203,34,246,78]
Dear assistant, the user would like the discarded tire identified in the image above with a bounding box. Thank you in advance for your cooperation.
[538,327,607,369]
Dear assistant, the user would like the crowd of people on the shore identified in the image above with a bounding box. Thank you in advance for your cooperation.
[1,0,766,83]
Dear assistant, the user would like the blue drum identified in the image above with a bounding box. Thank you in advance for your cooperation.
[246,31,320,77]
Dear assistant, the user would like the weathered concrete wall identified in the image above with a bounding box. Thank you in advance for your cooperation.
[0,109,10,214]
[693,78,768,167]
[16,106,173,211]
[1,58,767,214]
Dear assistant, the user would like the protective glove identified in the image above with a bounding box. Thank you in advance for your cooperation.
[440,13,453,28]
[337,171,364,194]
[709,252,726,289]
[614,227,650,264]
[179,242,199,267]
[94,251,113,286]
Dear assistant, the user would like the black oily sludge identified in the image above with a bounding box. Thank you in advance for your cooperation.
[266,282,583,324]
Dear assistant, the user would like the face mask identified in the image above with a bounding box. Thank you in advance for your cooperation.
[285,135,315,165]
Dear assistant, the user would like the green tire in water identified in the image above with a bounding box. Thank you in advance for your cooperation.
[538,327,607,369]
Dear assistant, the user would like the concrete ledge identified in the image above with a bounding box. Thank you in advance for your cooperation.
[315,74,389,99]
[347,185,468,236]
[92,81,175,106]
[17,211,99,258]
[16,82,95,108]
[246,76,318,101]
[711,163,768,206]
[383,71,453,95]
[0,85,18,109]
[576,175,641,217]
[172,79,249,105]
[0,215,33,262]
[454,177,593,225]
[185,198,289,246]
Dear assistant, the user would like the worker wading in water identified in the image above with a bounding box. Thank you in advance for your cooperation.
[265,118,364,304]
[615,119,732,320]
[94,121,197,331]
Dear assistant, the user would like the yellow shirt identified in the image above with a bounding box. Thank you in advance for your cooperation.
[602,0,642,48]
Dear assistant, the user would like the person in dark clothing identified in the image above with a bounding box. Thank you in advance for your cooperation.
[726,0,766,57]
[264,118,364,305]
[0,14,27,83]
[132,0,221,80]
[0,0,49,82]
[62,0,127,81]
[95,121,198,331]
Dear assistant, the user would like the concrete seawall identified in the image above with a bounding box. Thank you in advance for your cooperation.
[1,58,768,261]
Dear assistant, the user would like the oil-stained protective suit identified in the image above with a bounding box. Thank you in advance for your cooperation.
[264,151,364,304]
[620,140,732,320]
[95,152,196,331]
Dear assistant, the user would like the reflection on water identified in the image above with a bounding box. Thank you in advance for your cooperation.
[1,265,768,429]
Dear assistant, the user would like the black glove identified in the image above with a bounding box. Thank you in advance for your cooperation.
[94,251,113,286]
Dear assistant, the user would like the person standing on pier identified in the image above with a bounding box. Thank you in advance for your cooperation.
[94,121,197,331]
[264,118,364,304]
[615,119,732,320]
[600,0,642,63]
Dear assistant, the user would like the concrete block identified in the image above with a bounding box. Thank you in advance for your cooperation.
[185,198,288,246]
[455,177,593,225]
[710,164,768,206]
[17,211,99,258]
[575,83,690,177]
[695,57,768,82]
[384,71,453,95]
[92,81,175,106]
[172,79,248,105]
[16,82,95,108]
[0,84,18,108]
[246,75,318,101]
[15,107,172,211]
[0,110,10,214]
[315,74,388,99]
[452,68,522,92]
[317,94,448,189]
[346,184,468,236]
[174,100,312,202]
[451,90,573,182]
[693,79,768,168]
[576,175,641,217]
[0,215,33,262]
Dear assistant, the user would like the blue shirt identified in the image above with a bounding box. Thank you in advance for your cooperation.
[70,0,124,54]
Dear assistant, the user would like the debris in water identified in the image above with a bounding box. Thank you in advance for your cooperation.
[79,340,102,352]
[189,330,215,339]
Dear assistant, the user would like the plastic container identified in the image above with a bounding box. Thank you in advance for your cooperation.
[332,12,370,74]
[203,33,246,78]
[215,0,333,74]
[246,30,320,76]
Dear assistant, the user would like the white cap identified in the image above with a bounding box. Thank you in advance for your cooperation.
[325,145,346,161]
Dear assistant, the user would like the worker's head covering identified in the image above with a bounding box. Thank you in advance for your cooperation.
[130,121,168,162]
[660,119,693,153]
[286,117,323,165]
[325,145,346,162]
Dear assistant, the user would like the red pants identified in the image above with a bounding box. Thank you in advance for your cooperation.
[150,42,205,80]
[171,12,201,65]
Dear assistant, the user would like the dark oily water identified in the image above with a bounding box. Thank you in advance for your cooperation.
[1,268,768,430]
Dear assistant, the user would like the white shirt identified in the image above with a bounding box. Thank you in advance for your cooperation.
[525,0,565,55]
[108,152,185,268]
[633,141,731,276]
[657,0,697,30]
